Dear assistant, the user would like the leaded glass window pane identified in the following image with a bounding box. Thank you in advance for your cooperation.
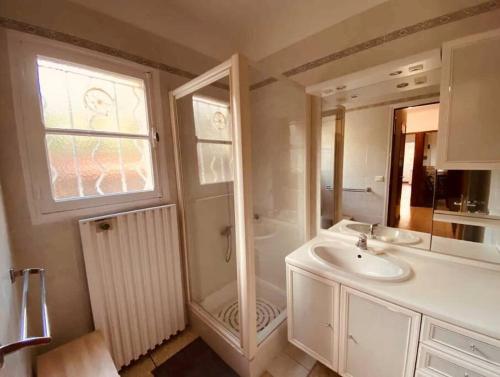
[45,135,154,200]
[37,58,149,135]
[37,57,156,202]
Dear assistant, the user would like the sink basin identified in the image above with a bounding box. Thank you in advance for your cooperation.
[342,223,420,245]
[310,242,411,282]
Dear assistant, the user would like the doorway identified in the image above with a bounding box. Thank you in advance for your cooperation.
[388,103,439,233]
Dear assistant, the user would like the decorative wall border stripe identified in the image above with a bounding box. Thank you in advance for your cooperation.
[0,17,230,90]
[283,0,500,78]
[321,92,440,117]
[249,77,278,90]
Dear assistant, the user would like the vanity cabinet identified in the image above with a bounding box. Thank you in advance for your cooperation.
[338,286,421,377]
[437,28,500,169]
[286,263,500,377]
[286,265,340,370]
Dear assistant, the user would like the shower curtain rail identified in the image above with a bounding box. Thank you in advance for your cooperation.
[0,268,51,369]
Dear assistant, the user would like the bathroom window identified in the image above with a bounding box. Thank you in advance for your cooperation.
[38,58,156,201]
[8,33,165,221]
[192,96,233,185]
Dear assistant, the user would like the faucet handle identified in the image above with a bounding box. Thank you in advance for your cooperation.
[356,233,368,250]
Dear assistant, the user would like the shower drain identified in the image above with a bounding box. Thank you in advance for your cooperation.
[217,298,281,333]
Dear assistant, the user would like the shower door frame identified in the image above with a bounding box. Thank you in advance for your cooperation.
[169,54,258,358]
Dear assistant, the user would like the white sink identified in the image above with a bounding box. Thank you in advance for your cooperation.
[342,223,420,245]
[310,241,411,282]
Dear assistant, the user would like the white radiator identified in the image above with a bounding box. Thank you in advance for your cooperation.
[79,204,185,368]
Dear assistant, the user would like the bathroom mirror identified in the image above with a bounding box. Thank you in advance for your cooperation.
[431,169,500,264]
[312,50,441,250]
[310,49,500,262]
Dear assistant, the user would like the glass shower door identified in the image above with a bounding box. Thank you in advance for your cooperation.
[170,58,254,351]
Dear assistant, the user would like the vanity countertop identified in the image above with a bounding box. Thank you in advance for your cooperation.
[285,232,500,340]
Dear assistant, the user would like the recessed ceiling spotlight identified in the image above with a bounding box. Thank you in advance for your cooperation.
[390,70,403,76]
[336,85,347,90]
[408,64,424,72]
[397,82,409,88]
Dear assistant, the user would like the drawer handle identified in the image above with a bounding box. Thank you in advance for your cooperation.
[348,334,358,344]
[470,343,487,358]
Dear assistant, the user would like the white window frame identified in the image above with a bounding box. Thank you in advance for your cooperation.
[7,31,168,223]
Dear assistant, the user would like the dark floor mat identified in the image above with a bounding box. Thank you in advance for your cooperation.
[152,337,239,377]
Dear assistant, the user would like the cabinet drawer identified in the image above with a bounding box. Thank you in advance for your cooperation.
[417,344,497,377]
[421,316,500,367]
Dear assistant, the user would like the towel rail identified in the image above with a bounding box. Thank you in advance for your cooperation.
[0,268,51,369]
[343,187,372,193]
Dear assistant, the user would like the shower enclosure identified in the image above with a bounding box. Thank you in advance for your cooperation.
[169,55,309,376]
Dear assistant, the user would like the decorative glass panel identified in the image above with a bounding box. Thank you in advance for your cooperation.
[196,142,233,185]
[45,134,154,200]
[37,58,149,135]
[192,96,231,141]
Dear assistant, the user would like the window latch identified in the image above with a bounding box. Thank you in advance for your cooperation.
[151,127,160,147]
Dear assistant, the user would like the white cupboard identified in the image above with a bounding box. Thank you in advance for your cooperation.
[437,28,500,169]
[338,286,421,377]
[286,265,340,370]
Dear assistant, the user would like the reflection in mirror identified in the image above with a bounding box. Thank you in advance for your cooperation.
[313,50,441,250]
[431,169,500,264]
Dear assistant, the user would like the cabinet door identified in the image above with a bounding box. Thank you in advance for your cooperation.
[287,265,340,370]
[339,286,421,377]
[438,28,500,169]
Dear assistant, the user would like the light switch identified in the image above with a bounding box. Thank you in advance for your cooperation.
[375,175,385,182]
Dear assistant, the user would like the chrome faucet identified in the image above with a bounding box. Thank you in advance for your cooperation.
[356,233,368,251]
[368,223,379,239]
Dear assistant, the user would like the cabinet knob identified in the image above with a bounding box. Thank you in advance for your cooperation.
[470,344,476,352]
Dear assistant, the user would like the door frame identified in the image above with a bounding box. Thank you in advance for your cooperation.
[169,54,257,358]
[383,97,440,225]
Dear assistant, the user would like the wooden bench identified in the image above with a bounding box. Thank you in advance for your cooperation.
[37,331,119,377]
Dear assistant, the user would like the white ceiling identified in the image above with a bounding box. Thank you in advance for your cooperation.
[310,49,442,108]
[68,0,388,61]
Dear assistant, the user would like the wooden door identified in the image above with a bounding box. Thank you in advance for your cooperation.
[388,108,407,227]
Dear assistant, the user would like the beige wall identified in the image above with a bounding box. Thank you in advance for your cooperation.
[405,103,439,133]
[0,182,31,377]
[259,0,500,87]
[0,0,221,360]
[250,78,308,290]
[341,106,392,224]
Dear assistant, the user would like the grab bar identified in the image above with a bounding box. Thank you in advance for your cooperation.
[0,268,51,369]
[343,187,372,193]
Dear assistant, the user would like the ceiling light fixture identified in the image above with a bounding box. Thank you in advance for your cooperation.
[390,70,403,76]
[336,85,347,90]
[408,64,424,72]
[397,83,409,88]
[351,95,358,99]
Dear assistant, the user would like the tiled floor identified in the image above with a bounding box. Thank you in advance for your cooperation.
[119,328,199,377]
[120,328,339,377]
[263,343,341,377]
